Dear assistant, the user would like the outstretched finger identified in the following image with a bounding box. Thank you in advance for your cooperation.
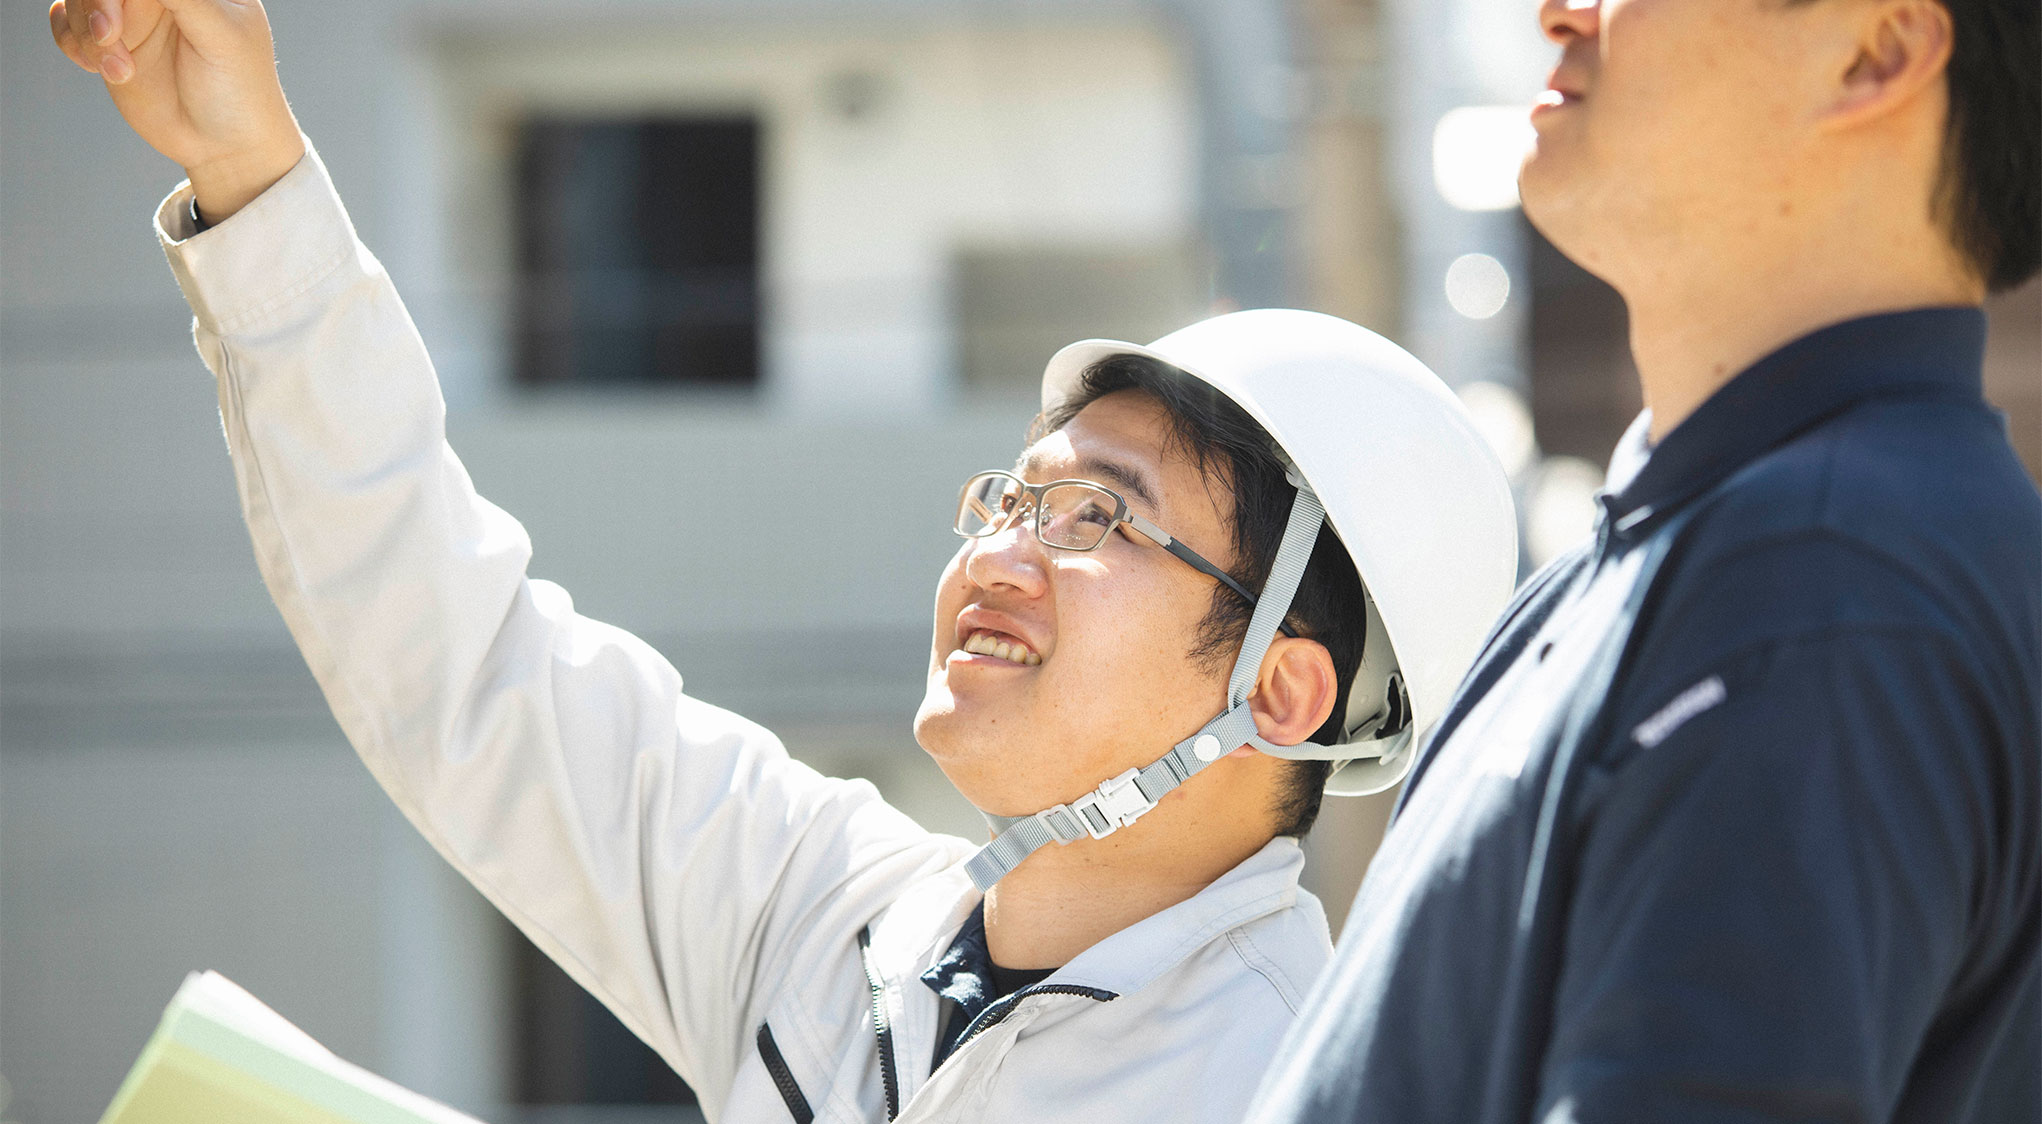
[55,0,138,83]
[99,39,136,84]
[48,1,100,74]
[64,0,122,49]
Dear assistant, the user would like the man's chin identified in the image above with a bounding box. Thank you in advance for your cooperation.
[911,708,1020,814]
[914,697,1023,766]
[1517,152,1567,230]
[911,690,978,761]
[1519,163,1615,284]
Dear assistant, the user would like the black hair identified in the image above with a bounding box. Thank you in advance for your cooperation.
[1790,0,2039,288]
[1915,0,2036,289]
[1032,355,1369,837]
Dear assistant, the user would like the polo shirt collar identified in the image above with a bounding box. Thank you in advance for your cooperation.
[1601,306,1987,537]
[921,901,996,1014]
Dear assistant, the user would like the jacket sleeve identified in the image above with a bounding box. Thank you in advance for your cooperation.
[1531,583,2025,1121]
[154,145,965,1112]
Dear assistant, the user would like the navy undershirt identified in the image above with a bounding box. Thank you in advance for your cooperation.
[921,903,1057,1068]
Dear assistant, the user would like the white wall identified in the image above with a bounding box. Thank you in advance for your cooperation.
[416,16,1198,414]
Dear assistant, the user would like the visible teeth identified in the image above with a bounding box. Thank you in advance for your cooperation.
[964,630,1037,665]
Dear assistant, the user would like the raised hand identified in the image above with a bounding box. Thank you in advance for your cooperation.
[50,0,305,224]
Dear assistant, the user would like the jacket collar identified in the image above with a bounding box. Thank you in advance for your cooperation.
[867,836,1307,999]
[1601,307,1987,539]
[1044,835,1306,996]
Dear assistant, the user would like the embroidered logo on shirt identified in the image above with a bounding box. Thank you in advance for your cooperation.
[1632,675,1727,748]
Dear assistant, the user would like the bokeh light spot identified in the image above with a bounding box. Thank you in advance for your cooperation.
[1445,253,1511,320]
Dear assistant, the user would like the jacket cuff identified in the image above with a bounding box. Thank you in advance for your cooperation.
[154,140,360,335]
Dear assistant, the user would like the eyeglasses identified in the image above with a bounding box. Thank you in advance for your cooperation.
[952,469,1291,633]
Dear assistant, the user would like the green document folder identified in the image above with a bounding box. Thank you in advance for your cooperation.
[98,971,488,1124]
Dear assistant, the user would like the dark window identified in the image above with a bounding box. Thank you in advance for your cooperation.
[516,117,761,388]
[511,925,698,1107]
[1526,216,1640,463]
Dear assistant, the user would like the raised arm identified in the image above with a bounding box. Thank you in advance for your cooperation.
[53,3,965,1109]
[49,0,303,223]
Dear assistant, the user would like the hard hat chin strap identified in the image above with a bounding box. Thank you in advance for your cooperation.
[963,480,1327,892]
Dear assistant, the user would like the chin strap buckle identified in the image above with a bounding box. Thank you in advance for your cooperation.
[1064,768,1157,841]
[965,767,1166,890]
[1030,767,1158,846]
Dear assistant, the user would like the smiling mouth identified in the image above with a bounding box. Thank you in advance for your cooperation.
[960,629,1042,666]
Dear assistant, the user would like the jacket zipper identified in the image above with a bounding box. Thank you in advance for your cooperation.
[857,927,902,1121]
[951,983,1119,1053]
[755,1022,815,1124]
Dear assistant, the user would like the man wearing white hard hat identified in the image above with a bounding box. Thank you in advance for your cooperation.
[51,2,1518,1120]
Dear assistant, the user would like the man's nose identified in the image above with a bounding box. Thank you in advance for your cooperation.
[1539,0,1599,44]
[963,513,1051,597]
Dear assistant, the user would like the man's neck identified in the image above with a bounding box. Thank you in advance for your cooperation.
[981,862,1218,971]
[1621,215,1983,443]
[979,782,1277,969]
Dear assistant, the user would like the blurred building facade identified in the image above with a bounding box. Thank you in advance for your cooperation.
[3,0,2036,1121]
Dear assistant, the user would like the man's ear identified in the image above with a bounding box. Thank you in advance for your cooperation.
[1825,0,1953,129]
[1233,635,1339,756]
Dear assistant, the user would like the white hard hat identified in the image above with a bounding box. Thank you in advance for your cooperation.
[963,308,1518,890]
[1040,308,1519,795]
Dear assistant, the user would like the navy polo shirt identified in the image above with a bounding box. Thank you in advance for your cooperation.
[1248,308,2040,1124]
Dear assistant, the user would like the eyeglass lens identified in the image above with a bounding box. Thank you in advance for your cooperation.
[955,473,1121,550]
[956,474,1019,537]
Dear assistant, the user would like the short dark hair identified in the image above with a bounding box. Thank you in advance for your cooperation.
[1920,0,2037,290]
[1033,355,1368,837]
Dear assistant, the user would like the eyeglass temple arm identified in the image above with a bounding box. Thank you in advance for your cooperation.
[1126,514,1299,640]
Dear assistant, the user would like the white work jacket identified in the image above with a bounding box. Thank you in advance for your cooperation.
[152,145,1334,1124]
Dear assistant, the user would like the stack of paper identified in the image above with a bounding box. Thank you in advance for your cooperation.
[99,971,488,1124]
